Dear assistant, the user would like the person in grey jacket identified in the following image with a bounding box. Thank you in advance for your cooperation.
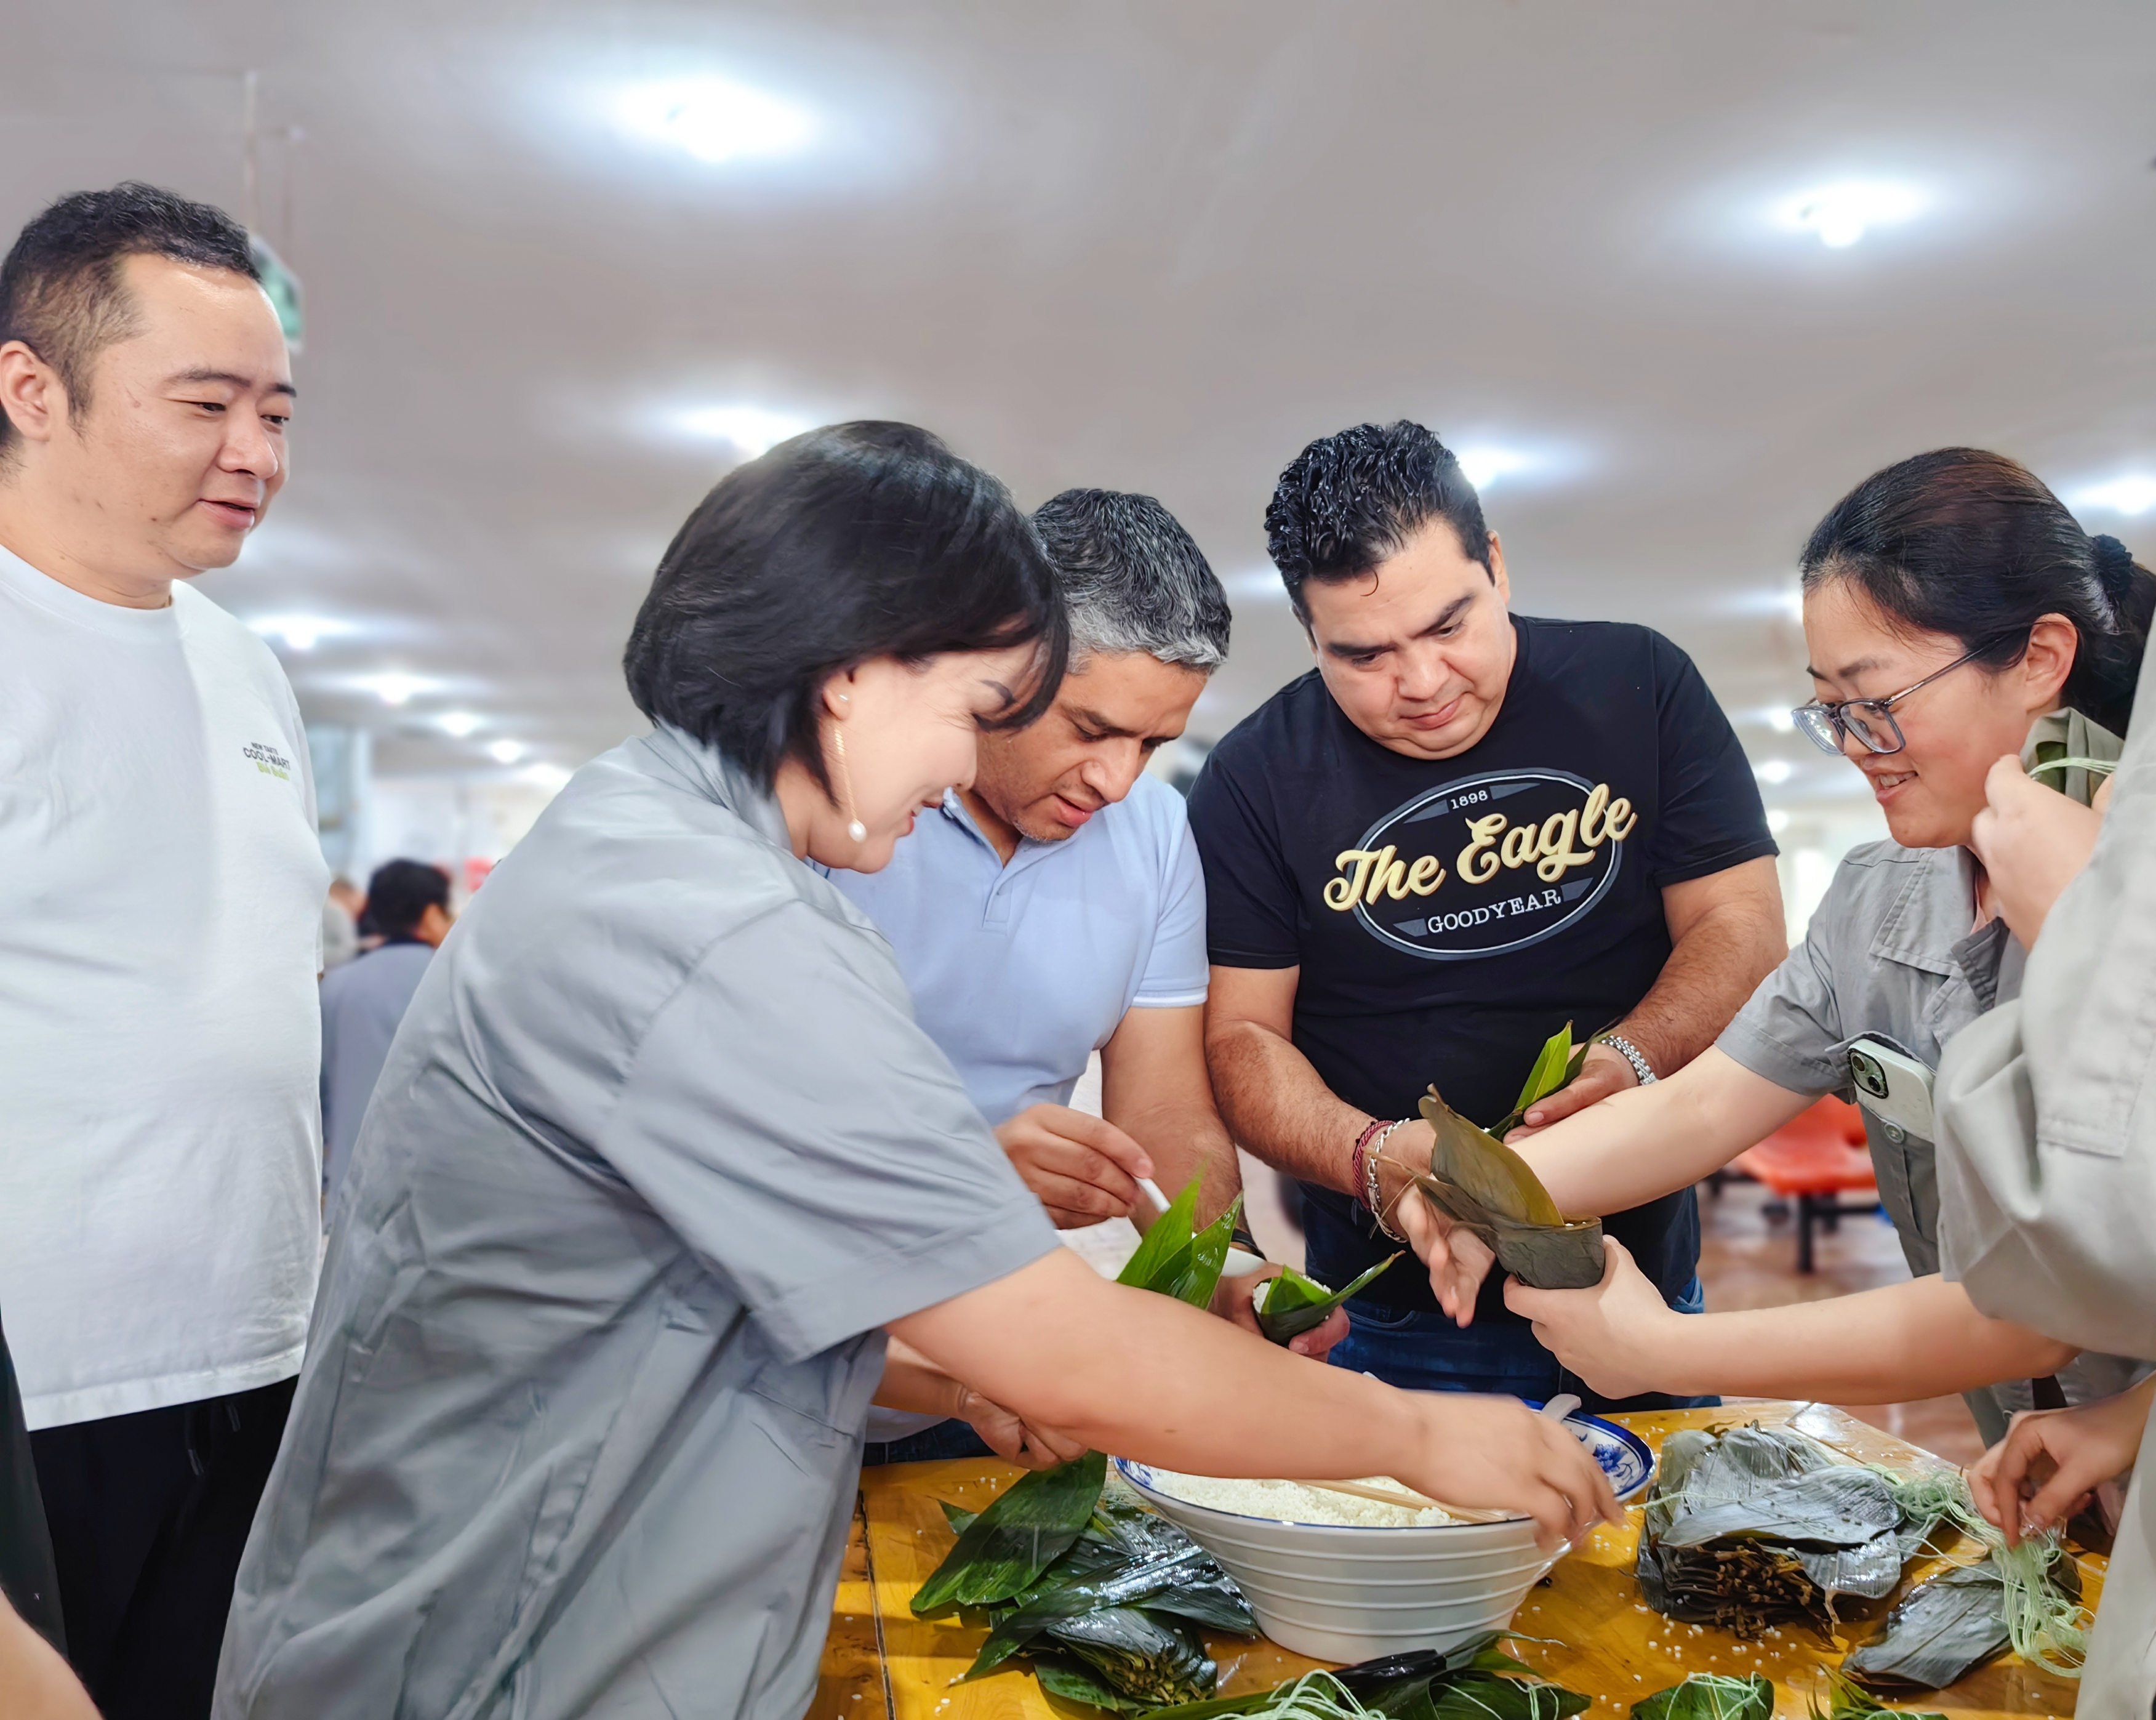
[318,859,453,1210]
[1409,449,2154,1445]
[1936,656,2156,1713]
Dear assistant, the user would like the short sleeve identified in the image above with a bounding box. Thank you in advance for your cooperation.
[1131,804,1209,1008]
[1648,635,1778,887]
[1186,744,1301,969]
[598,899,1060,1364]
[1717,883,1859,1099]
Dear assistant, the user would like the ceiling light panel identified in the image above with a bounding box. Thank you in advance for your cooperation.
[354,672,436,707]
[616,78,814,165]
[673,403,816,457]
[1776,180,1926,249]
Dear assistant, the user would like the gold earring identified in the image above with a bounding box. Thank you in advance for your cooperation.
[832,721,867,842]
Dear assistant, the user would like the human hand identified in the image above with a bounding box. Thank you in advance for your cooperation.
[1505,1239,1681,1401]
[995,1104,1155,1229]
[1970,1376,2155,1547]
[1968,754,2104,946]
[954,1386,1094,1471]
[1391,1173,1497,1327]
[1509,1043,1636,1139]
[1397,1392,1619,1551]
[1214,1267,1351,1358]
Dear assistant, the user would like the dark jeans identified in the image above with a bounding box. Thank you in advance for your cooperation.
[860,1418,996,1467]
[1,1312,63,1654]
[1328,1276,1719,1415]
[31,1375,295,1719]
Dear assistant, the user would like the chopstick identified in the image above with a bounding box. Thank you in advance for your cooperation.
[1290,1476,1517,1524]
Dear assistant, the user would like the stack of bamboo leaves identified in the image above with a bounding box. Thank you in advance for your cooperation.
[1636,1425,2088,1692]
[1145,1634,1590,1719]
[908,1180,1257,1708]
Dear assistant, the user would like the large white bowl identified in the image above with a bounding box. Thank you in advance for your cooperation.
[1116,1420,1652,1663]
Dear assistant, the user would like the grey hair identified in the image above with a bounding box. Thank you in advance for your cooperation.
[1029,489,1232,672]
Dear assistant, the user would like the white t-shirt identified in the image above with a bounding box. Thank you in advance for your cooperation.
[0,545,329,1429]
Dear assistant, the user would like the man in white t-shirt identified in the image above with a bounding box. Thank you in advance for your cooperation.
[834,490,1346,1463]
[0,184,324,1718]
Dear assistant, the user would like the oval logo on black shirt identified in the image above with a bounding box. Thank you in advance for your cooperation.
[1324,768,1636,960]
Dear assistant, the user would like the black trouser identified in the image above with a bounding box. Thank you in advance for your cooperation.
[30,1375,295,1719]
[1,1312,64,1654]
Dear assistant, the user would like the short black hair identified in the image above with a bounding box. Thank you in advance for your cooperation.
[0,182,259,457]
[1263,420,1493,622]
[365,859,451,941]
[624,421,1068,791]
[1031,489,1230,670]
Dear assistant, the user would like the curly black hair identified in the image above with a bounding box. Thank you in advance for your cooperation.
[1262,420,1493,622]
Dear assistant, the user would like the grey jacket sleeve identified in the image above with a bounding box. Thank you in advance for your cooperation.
[1935,702,2156,1365]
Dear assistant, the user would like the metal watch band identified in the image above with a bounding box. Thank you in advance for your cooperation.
[1598,1032,1658,1087]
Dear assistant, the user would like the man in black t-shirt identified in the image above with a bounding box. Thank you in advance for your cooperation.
[1189,420,1786,1410]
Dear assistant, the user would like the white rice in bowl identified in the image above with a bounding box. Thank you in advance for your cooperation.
[1141,1471,1457,1528]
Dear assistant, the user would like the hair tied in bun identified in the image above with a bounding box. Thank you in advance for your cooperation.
[2090,533,2138,609]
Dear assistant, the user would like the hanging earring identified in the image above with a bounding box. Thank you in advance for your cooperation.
[832,720,867,843]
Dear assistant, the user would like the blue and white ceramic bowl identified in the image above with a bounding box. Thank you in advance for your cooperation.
[1115,1411,1653,1663]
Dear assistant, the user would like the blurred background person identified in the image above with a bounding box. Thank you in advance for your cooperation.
[0,184,323,1719]
[319,875,364,972]
[318,859,454,1211]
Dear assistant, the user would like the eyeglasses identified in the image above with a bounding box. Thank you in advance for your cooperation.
[1791,637,2013,757]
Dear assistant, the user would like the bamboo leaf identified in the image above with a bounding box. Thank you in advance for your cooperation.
[1173,1194,1243,1310]
[1254,1255,1401,1344]
[1514,1022,1577,1113]
[1419,1087,1566,1227]
[1630,1674,1774,1719]
[911,1452,1108,1615]
[1118,1178,1205,1294]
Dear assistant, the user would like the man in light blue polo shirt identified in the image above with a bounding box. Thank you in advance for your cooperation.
[836,489,1345,1461]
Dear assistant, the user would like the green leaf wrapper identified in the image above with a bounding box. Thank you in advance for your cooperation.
[910,1451,1108,1615]
[1632,1674,1775,1719]
[1252,1255,1401,1344]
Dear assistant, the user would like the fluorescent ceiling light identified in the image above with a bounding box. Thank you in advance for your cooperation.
[1453,446,1532,491]
[675,404,815,458]
[523,762,572,791]
[1767,808,1792,835]
[249,614,351,652]
[2071,475,2156,517]
[488,739,527,765]
[436,711,481,738]
[617,78,814,166]
[1754,758,1795,785]
[1777,181,1925,249]
[354,672,434,707]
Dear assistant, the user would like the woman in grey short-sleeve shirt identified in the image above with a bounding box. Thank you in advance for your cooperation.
[1433,450,2155,1445]
[214,424,1616,1720]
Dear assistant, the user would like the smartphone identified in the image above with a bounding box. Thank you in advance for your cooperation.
[1846,1035,1936,1140]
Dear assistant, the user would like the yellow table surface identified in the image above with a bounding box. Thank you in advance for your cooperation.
[810,1402,2107,1719]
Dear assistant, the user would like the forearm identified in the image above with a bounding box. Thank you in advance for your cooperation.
[896,1250,1422,1479]
[1115,1097,1243,1225]
[1638,1276,2077,1401]
[1516,1049,1810,1216]
[1618,879,1785,1077]
[872,1335,970,1417]
[1206,1017,1365,1195]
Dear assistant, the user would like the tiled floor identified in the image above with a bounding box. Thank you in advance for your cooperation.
[1235,1152,1987,1468]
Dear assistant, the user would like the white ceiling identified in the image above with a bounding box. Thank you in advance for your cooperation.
[7,1,2154,812]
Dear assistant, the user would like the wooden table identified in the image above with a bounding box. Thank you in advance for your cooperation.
[809,1402,2107,1719]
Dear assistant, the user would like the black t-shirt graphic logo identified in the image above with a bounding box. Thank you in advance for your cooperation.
[1327,768,1638,960]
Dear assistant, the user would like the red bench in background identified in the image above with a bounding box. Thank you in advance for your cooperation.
[1721,1096,1879,1274]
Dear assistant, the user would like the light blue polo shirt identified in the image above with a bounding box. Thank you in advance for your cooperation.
[831,773,1209,1128]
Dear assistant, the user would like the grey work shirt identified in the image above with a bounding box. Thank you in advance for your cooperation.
[1718,840,2144,1444]
[216,728,1060,1720]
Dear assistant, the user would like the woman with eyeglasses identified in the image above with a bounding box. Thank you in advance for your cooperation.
[1390,448,2154,1442]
